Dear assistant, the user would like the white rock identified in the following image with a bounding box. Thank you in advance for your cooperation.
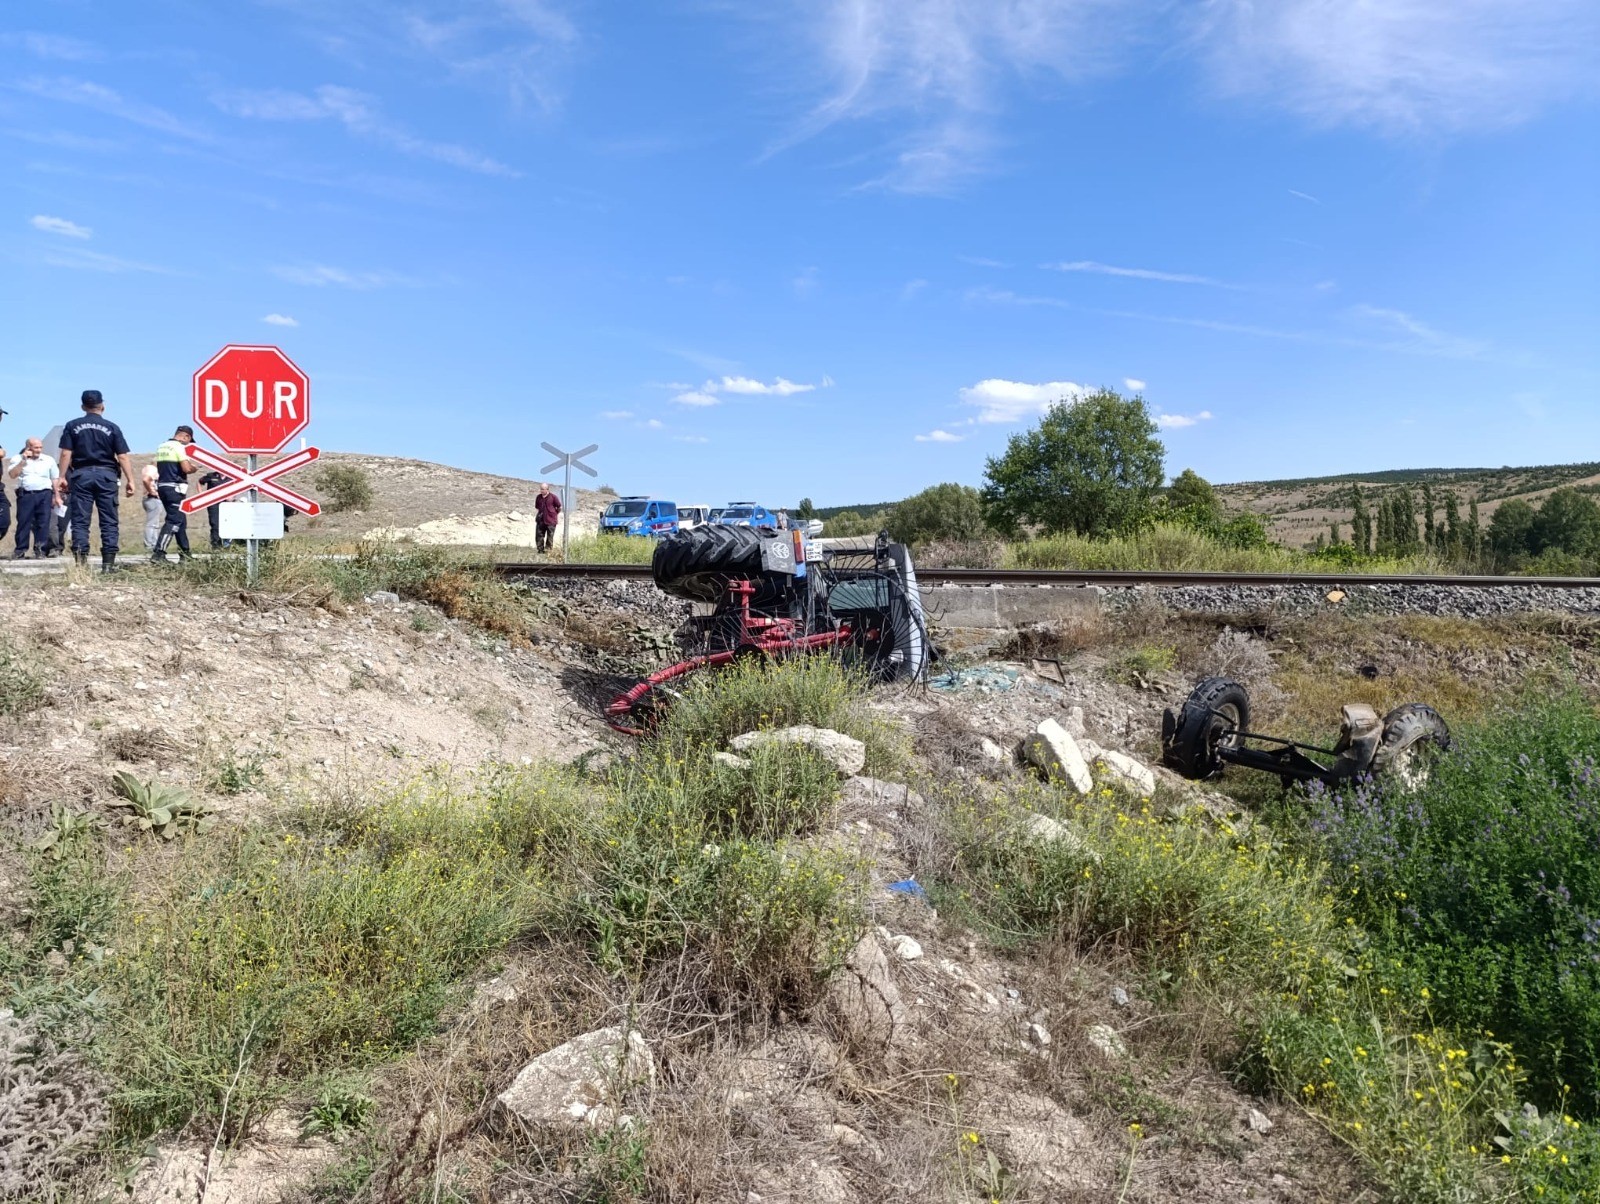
[1062,705,1086,737]
[825,935,904,1046]
[888,935,923,961]
[712,751,751,770]
[1095,749,1157,796]
[978,737,1007,763]
[830,1123,865,1148]
[729,725,866,777]
[1247,1107,1274,1135]
[1028,1023,1052,1047]
[1085,1023,1128,1061]
[496,1027,654,1132]
[1076,736,1104,761]
[1023,812,1100,862]
[1020,719,1093,794]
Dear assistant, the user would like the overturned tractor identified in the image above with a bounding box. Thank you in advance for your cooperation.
[605,526,931,734]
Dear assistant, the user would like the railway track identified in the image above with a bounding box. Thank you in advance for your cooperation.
[486,562,1600,589]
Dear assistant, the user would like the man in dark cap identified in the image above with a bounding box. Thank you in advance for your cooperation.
[56,389,135,572]
[151,424,196,563]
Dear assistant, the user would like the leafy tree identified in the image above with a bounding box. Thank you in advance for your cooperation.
[1166,469,1219,523]
[1489,499,1537,561]
[884,483,987,546]
[1350,486,1372,554]
[1531,488,1600,557]
[314,464,373,513]
[795,497,816,520]
[981,389,1165,538]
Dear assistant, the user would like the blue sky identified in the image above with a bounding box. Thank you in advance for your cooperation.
[3,1,1597,507]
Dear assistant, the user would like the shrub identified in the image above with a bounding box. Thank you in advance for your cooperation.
[0,639,46,718]
[884,483,987,547]
[313,465,374,513]
[1308,695,1600,1107]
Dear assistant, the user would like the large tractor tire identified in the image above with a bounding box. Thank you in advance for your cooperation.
[1162,676,1251,780]
[1371,703,1450,789]
[652,525,786,604]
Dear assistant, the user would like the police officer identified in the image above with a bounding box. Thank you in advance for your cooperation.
[56,389,135,572]
[151,425,196,563]
[198,468,231,549]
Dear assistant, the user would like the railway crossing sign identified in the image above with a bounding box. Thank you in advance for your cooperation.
[192,344,311,454]
[179,445,322,516]
[539,441,598,563]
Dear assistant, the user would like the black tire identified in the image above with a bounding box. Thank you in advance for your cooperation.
[1163,676,1250,780]
[652,525,785,603]
[1371,703,1450,789]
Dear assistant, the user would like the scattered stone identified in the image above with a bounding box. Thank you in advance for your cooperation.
[838,775,921,817]
[1062,705,1085,737]
[1085,1023,1128,1061]
[888,934,923,961]
[712,751,751,770]
[1028,1022,1052,1047]
[1246,1107,1274,1136]
[369,591,401,604]
[495,1027,654,1133]
[730,726,866,777]
[1023,812,1099,861]
[1019,718,1093,794]
[978,737,1007,763]
[825,935,904,1047]
[1094,749,1157,796]
[1110,986,1131,1008]
[84,681,118,702]
[830,1123,865,1148]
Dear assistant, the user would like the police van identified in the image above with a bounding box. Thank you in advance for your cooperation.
[599,496,679,537]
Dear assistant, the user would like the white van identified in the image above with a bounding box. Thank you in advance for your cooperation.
[678,505,713,530]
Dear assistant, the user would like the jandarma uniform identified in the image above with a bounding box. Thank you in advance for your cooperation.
[152,438,193,560]
[60,409,130,561]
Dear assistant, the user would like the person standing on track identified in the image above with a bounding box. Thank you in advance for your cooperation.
[8,438,59,559]
[535,481,561,555]
[56,390,135,572]
[150,425,197,563]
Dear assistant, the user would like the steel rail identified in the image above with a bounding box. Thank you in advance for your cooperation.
[485,562,1600,589]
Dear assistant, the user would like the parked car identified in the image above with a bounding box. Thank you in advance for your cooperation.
[714,503,778,530]
[678,505,713,530]
[599,497,680,537]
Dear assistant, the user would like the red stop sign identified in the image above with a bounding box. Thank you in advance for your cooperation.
[192,344,310,454]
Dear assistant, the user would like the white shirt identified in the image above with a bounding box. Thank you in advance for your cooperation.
[10,453,59,492]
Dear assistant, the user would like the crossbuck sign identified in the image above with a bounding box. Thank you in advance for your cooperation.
[539,441,598,563]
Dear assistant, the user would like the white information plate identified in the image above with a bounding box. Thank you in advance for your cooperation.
[218,501,286,540]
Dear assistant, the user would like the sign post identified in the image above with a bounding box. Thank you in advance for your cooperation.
[538,441,598,563]
[189,345,315,587]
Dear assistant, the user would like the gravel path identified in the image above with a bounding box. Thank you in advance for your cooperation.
[1106,582,1600,618]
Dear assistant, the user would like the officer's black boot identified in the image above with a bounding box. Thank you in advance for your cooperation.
[100,552,118,574]
[73,551,87,567]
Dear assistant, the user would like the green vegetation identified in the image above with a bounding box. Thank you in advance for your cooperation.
[564,532,658,565]
[882,481,988,546]
[0,636,48,717]
[312,464,374,513]
[931,702,1600,1201]
[982,388,1166,538]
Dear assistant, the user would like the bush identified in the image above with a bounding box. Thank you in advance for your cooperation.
[313,465,374,513]
[883,483,987,547]
[1308,695,1600,1108]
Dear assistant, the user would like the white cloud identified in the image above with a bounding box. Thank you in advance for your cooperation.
[915,429,963,443]
[1347,304,1485,358]
[17,76,210,141]
[39,246,170,274]
[1124,377,1146,392]
[1156,410,1213,429]
[674,435,710,444]
[262,313,299,327]
[645,418,665,430]
[1192,0,1596,134]
[901,278,929,300]
[215,84,517,175]
[600,410,634,420]
[717,376,817,397]
[959,255,1010,268]
[672,389,721,407]
[1288,188,1321,204]
[5,32,101,61]
[272,263,415,289]
[1043,260,1236,288]
[30,214,91,239]
[959,378,1090,424]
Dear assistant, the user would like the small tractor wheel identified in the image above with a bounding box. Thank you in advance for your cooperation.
[1372,704,1450,789]
[1163,677,1250,780]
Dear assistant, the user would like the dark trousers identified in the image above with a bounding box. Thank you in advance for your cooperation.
[154,485,190,557]
[207,498,223,548]
[68,468,120,557]
[14,490,51,556]
[536,520,556,552]
[0,487,10,541]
